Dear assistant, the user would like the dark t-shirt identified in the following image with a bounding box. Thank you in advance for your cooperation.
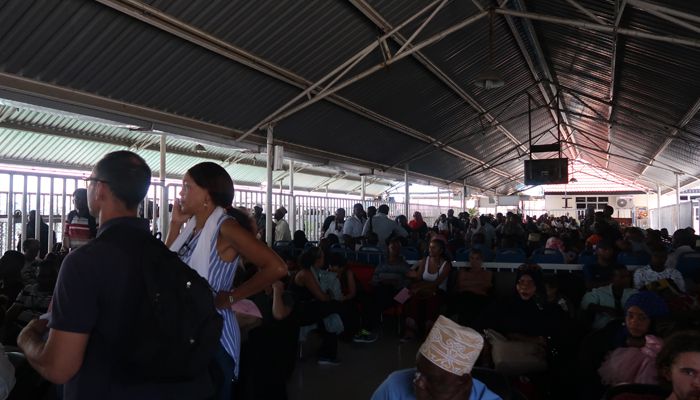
[583,262,623,286]
[50,217,212,400]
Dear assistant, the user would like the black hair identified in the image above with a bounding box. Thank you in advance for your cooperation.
[377,204,390,215]
[225,207,255,234]
[187,162,234,208]
[469,248,483,258]
[656,331,700,384]
[93,151,151,209]
[299,247,323,269]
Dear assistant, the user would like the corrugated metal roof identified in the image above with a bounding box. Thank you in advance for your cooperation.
[0,0,698,195]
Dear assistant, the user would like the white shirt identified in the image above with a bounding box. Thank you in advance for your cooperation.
[342,215,364,238]
[665,245,695,269]
[362,213,407,250]
[580,285,638,330]
[633,265,686,292]
[274,219,291,242]
[322,220,345,243]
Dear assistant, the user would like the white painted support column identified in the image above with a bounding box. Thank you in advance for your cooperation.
[361,175,366,205]
[265,126,274,247]
[61,178,66,248]
[462,180,467,211]
[48,178,54,253]
[21,176,27,248]
[289,160,296,234]
[35,178,42,254]
[159,134,169,240]
[676,173,681,231]
[657,184,662,230]
[404,165,410,217]
[6,175,12,252]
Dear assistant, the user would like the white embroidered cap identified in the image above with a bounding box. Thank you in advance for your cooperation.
[418,315,484,376]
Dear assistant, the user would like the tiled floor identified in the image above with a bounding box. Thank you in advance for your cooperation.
[288,319,420,400]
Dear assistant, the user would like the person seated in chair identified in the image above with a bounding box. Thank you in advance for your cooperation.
[581,264,638,331]
[371,315,501,400]
[452,249,492,326]
[656,330,700,400]
[633,246,686,292]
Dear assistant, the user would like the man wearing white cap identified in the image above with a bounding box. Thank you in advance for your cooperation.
[371,316,501,400]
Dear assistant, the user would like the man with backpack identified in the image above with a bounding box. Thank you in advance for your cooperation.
[18,151,219,399]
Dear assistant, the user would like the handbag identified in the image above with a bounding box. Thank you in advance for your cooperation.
[484,329,548,376]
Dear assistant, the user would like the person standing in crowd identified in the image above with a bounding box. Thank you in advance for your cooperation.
[166,161,287,400]
[372,316,501,400]
[343,203,366,247]
[63,188,98,252]
[362,204,407,251]
[253,205,266,241]
[322,208,346,244]
[656,331,700,400]
[273,206,292,242]
[18,151,214,398]
[25,210,55,258]
[408,211,428,240]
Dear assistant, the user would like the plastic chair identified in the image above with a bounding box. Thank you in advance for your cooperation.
[603,383,669,400]
[578,250,597,266]
[494,249,527,263]
[454,247,470,262]
[617,252,651,267]
[531,248,565,264]
[677,251,700,282]
[400,246,420,261]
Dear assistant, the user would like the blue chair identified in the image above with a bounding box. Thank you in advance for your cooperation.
[273,240,292,247]
[454,247,470,262]
[470,244,494,262]
[577,250,597,266]
[531,248,565,264]
[677,251,700,282]
[494,249,527,263]
[400,246,420,261]
[617,252,651,267]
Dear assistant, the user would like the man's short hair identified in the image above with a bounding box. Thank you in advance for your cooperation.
[656,330,700,383]
[377,204,390,215]
[94,151,151,209]
[22,238,40,253]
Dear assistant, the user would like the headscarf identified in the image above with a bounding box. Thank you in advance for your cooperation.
[624,291,669,319]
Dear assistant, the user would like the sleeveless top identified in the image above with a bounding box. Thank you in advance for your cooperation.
[422,257,448,291]
[179,213,241,377]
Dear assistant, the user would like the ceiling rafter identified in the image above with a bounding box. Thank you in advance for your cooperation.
[96,0,516,192]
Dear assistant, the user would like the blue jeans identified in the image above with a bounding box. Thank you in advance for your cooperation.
[212,344,235,400]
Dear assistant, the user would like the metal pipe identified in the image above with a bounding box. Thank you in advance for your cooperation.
[361,175,366,206]
[21,175,26,249]
[265,125,274,246]
[657,184,661,229]
[6,175,12,252]
[160,134,168,240]
[565,0,608,24]
[48,178,54,253]
[627,0,700,25]
[495,8,700,48]
[61,178,66,250]
[396,0,450,56]
[35,178,41,254]
[289,159,295,234]
[676,173,681,231]
[404,165,410,217]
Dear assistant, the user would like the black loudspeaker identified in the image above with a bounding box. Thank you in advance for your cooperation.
[524,158,568,185]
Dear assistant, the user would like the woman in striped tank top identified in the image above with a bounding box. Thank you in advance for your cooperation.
[166,162,287,400]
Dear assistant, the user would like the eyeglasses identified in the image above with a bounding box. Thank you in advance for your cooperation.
[83,177,109,185]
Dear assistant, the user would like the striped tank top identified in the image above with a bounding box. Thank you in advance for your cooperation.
[179,213,241,376]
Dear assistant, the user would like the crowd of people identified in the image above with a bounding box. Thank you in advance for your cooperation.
[0,151,696,399]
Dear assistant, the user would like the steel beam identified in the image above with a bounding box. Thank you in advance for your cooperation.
[350,0,535,159]
[637,97,700,179]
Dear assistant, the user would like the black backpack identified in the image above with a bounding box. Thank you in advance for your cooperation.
[99,224,223,381]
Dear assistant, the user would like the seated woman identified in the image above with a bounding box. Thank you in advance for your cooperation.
[402,239,452,341]
[290,247,350,365]
[598,291,668,386]
[451,249,493,326]
[578,291,669,399]
[473,264,568,381]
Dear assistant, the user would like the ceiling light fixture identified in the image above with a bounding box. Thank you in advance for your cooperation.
[194,144,207,154]
[474,10,504,89]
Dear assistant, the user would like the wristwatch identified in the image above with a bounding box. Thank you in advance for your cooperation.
[228,291,236,305]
